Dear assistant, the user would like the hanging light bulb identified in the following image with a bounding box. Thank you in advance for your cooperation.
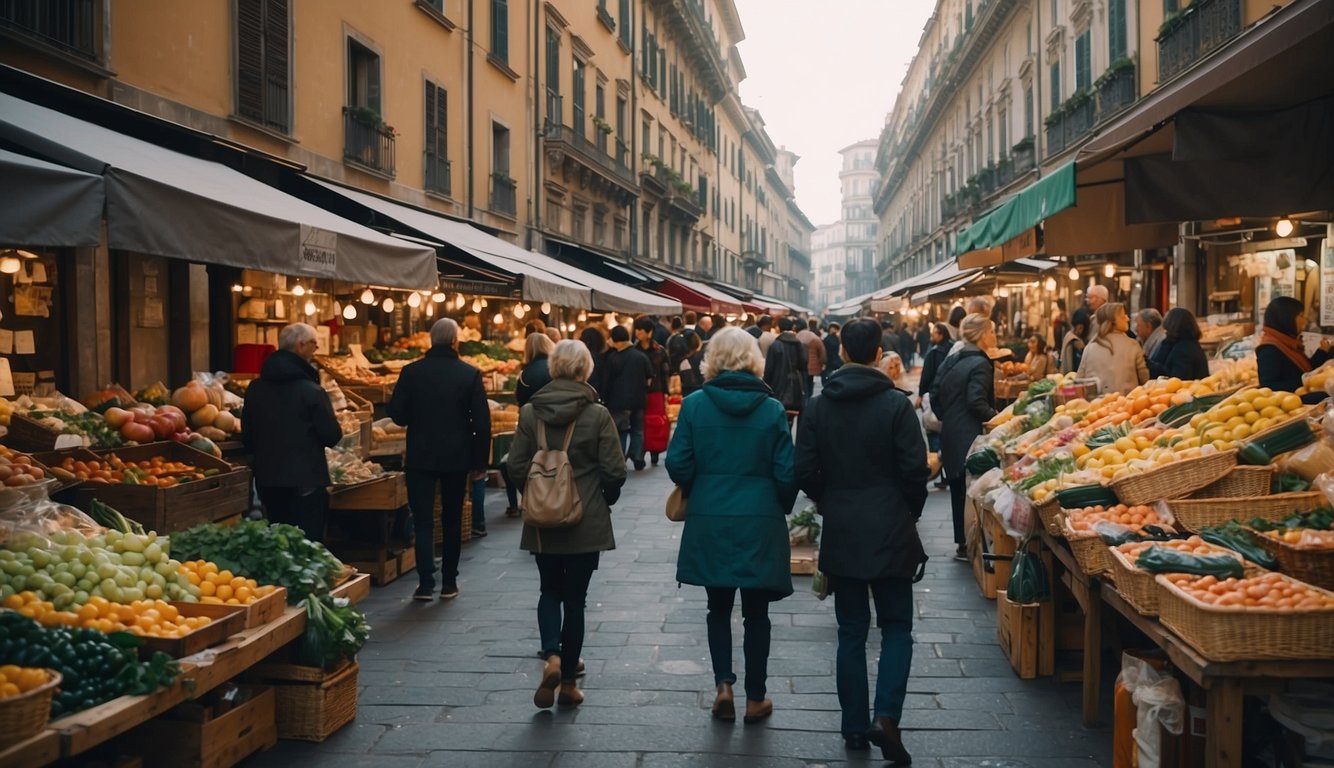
[1067,266,1079,281]
[425,302,435,317]
[231,283,244,293]
[432,292,446,303]
[492,312,504,325]
[1276,218,1295,238]
[382,297,395,313]
[513,304,526,318]
[454,293,465,306]
[541,302,552,314]
[480,298,489,307]
[303,300,317,316]
[407,292,422,308]
[471,299,483,313]
[360,288,376,305]
[342,303,357,320]
[0,256,20,274]
[1044,277,1057,291]
[523,303,532,312]
[997,287,1010,298]
[291,283,306,297]
[578,311,588,322]
[1103,263,1116,279]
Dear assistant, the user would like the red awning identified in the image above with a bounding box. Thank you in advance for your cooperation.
[647,273,745,314]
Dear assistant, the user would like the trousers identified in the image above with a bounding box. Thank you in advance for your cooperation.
[406,470,467,591]
[257,486,328,542]
[705,587,772,701]
[535,552,600,681]
[831,575,914,735]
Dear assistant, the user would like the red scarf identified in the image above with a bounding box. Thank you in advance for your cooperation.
[1257,326,1312,373]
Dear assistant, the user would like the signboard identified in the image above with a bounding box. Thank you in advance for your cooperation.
[1001,227,1039,262]
[1264,249,1297,300]
[299,225,339,276]
[1322,235,1334,326]
[438,278,515,297]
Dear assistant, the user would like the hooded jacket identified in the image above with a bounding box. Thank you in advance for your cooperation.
[515,354,551,407]
[508,378,626,554]
[666,371,796,596]
[795,364,930,581]
[602,344,653,412]
[762,332,808,410]
[930,347,997,478]
[387,345,491,473]
[241,350,343,488]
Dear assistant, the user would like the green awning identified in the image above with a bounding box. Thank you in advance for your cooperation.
[954,162,1076,255]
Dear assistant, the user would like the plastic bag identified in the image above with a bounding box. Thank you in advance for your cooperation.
[1118,653,1185,768]
[194,371,244,409]
[1007,548,1050,602]
[1134,546,1245,579]
[1005,493,1036,539]
[966,467,1004,502]
[0,488,102,546]
[1315,470,1334,509]
[1270,682,1334,759]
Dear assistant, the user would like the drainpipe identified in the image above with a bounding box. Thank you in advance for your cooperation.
[531,0,543,249]
[466,0,475,220]
[628,0,637,264]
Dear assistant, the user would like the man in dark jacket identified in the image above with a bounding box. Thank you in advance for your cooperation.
[880,320,900,359]
[793,318,927,763]
[242,323,343,542]
[763,316,808,416]
[388,318,491,601]
[823,322,842,383]
[603,325,653,469]
[634,316,672,466]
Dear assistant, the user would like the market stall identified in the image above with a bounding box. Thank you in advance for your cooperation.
[964,360,1334,767]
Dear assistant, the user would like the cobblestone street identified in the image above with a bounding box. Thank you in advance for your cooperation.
[245,460,1113,768]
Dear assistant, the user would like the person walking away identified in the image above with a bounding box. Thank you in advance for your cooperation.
[946,306,966,341]
[677,330,706,398]
[931,315,998,561]
[915,323,931,369]
[634,317,672,466]
[603,325,653,469]
[1256,296,1333,401]
[578,326,611,399]
[794,318,928,761]
[742,314,761,338]
[897,324,914,368]
[1149,308,1211,380]
[763,316,809,422]
[1077,303,1149,394]
[388,319,491,601]
[1060,310,1089,374]
[880,321,900,359]
[823,323,843,384]
[666,327,796,725]
[1135,309,1166,362]
[508,340,626,709]
[916,323,953,489]
[795,318,827,401]
[1025,336,1052,381]
[756,315,779,357]
[666,316,689,374]
[242,323,342,542]
[498,333,556,520]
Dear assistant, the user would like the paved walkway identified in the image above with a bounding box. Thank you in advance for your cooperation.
[244,457,1113,768]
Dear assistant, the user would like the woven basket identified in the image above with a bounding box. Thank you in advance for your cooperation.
[1036,496,1063,537]
[1108,544,1251,617]
[1188,465,1274,499]
[1155,575,1334,661]
[1252,533,1334,591]
[1166,491,1327,534]
[1109,449,1237,506]
[1063,519,1114,579]
[254,661,358,742]
[0,669,60,749]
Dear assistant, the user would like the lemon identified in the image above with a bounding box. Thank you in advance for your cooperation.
[1072,443,1091,458]
[1115,437,1136,453]
[1259,406,1282,420]
[1215,405,1239,421]
[1280,394,1303,412]
[1230,424,1251,441]
[1244,410,1261,424]
[1251,417,1274,433]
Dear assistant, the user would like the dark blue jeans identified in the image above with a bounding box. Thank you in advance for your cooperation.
[621,409,645,464]
[705,587,772,701]
[535,551,599,681]
[469,477,487,531]
[406,470,467,592]
[832,576,914,736]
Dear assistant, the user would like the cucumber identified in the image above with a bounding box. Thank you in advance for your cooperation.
[1056,483,1120,509]
[965,447,1002,476]
[1238,418,1315,465]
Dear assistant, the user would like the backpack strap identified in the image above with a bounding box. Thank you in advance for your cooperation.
[560,420,577,451]
[537,420,550,451]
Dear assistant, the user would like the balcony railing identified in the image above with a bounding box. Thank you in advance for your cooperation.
[1012,141,1036,174]
[424,153,451,196]
[1095,62,1137,120]
[344,107,396,177]
[1158,0,1241,81]
[544,92,562,135]
[490,174,517,217]
[544,121,635,187]
[1044,93,1093,158]
[0,0,99,60]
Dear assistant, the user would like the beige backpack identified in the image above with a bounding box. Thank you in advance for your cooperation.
[520,420,583,528]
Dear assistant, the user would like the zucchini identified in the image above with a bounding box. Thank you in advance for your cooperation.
[1056,483,1120,509]
[965,447,1001,476]
[1238,418,1315,465]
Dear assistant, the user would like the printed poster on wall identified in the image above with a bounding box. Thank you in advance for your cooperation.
[1265,249,1297,300]
[1322,236,1334,327]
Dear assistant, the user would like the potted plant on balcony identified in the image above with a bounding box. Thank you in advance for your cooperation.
[1094,57,1136,118]
[591,115,614,135]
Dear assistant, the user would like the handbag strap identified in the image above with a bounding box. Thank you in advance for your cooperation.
[560,420,577,451]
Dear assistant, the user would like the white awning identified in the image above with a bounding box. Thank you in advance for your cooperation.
[506,248,681,315]
[0,148,104,248]
[0,93,437,289]
[910,272,984,305]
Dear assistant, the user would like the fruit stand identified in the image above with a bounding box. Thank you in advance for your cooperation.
[965,358,1334,767]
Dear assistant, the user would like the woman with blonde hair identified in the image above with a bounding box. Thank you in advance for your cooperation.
[516,332,555,407]
[509,340,627,709]
[666,327,797,724]
[1077,302,1148,394]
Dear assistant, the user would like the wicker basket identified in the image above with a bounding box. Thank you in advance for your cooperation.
[1108,544,1251,617]
[1252,533,1334,591]
[0,669,60,749]
[1155,574,1334,661]
[1036,496,1063,537]
[1109,449,1237,506]
[1166,491,1327,534]
[1063,519,1115,579]
[1188,465,1274,499]
[251,661,358,742]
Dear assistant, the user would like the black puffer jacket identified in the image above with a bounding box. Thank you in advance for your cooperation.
[241,350,342,488]
[515,355,551,407]
[795,364,930,581]
[930,348,997,478]
[387,345,491,472]
[603,345,652,412]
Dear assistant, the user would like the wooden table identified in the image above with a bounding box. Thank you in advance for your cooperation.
[1039,530,1334,768]
[1,573,369,766]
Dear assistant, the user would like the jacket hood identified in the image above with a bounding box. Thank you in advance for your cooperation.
[528,377,597,425]
[260,349,319,384]
[702,371,773,416]
[821,363,895,401]
[426,345,461,360]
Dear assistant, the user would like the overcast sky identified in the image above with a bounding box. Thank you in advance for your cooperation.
[732,0,937,226]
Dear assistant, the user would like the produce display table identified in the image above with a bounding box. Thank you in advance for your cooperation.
[0,573,369,767]
[1037,530,1334,768]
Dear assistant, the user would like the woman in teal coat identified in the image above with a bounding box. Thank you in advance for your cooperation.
[666,327,797,725]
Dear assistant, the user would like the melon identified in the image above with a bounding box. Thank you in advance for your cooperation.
[212,410,237,433]
[171,382,208,413]
[189,404,220,429]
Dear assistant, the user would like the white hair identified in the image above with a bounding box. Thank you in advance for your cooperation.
[701,327,764,380]
[278,323,317,352]
[549,339,594,382]
[430,318,459,347]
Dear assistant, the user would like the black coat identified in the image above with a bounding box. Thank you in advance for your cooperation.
[930,349,996,478]
[387,345,491,473]
[603,345,653,412]
[638,341,671,394]
[822,333,842,375]
[917,341,951,396]
[763,332,807,411]
[241,350,342,489]
[1257,344,1332,395]
[1148,337,1210,380]
[515,355,551,407]
[795,365,930,581]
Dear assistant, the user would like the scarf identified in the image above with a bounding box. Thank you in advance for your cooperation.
[1257,326,1312,373]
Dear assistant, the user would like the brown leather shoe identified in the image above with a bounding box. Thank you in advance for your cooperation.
[557,680,583,707]
[711,682,735,721]
[533,654,560,709]
[867,715,912,764]
[742,698,773,723]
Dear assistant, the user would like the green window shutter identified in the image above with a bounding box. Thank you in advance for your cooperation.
[492,0,508,63]
[1108,0,1127,60]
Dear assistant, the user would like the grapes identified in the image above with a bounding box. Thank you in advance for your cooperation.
[0,530,199,609]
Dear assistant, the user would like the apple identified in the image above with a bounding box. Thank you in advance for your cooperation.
[121,421,155,443]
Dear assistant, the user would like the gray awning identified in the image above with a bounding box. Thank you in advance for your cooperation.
[304,178,593,309]
[911,272,983,305]
[0,93,436,289]
[504,248,681,315]
[0,148,104,247]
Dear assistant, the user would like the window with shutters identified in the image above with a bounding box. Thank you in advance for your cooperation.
[491,0,508,64]
[1075,31,1091,91]
[491,122,516,216]
[1024,86,1034,137]
[572,57,586,137]
[1108,0,1127,60]
[424,82,449,195]
[595,83,607,153]
[618,0,632,49]
[1049,62,1061,112]
[235,0,290,133]
[0,0,104,62]
[345,38,393,176]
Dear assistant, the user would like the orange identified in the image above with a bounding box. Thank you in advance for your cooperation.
[199,580,216,597]
[215,585,233,601]
[2,594,23,610]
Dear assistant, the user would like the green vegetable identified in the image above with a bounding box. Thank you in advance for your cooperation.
[170,520,344,603]
[1248,508,1334,533]
[789,506,821,543]
[298,594,371,669]
[1056,484,1120,509]
[1006,549,1050,603]
[1199,521,1278,569]
[1134,546,1245,579]
[87,499,145,535]
[1272,473,1312,493]
[965,447,1002,476]
[1238,419,1316,465]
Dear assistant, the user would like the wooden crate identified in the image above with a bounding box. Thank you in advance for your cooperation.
[241,587,288,630]
[790,543,818,575]
[327,472,407,510]
[120,685,276,768]
[975,508,1021,600]
[996,589,1040,679]
[76,442,251,534]
[3,412,68,452]
[139,603,246,658]
[246,661,358,742]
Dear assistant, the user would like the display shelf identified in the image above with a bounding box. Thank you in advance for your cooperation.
[0,729,59,768]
